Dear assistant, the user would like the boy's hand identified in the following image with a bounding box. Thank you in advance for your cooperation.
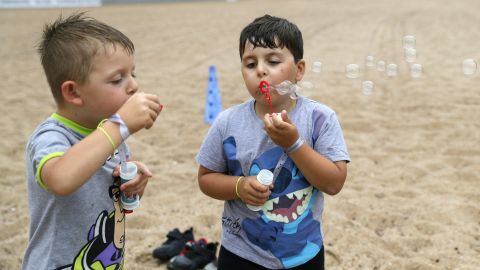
[113,161,152,198]
[238,176,271,206]
[117,92,162,134]
[263,110,299,150]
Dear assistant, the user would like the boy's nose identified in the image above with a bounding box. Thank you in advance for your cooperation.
[126,78,138,95]
[256,63,268,77]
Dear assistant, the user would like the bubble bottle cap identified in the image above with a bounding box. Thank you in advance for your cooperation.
[257,169,273,185]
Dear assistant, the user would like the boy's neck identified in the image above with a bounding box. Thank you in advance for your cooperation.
[56,107,96,129]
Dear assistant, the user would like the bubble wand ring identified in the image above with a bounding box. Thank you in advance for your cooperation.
[259,80,273,114]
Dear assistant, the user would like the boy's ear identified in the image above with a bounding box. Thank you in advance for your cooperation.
[60,80,83,106]
[295,59,306,82]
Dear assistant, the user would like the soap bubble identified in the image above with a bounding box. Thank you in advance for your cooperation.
[462,59,477,75]
[345,64,360,79]
[403,35,416,49]
[312,61,322,73]
[296,81,313,97]
[376,60,386,72]
[362,80,374,95]
[365,55,375,68]
[274,80,313,99]
[386,63,398,77]
[410,63,423,78]
[404,48,417,63]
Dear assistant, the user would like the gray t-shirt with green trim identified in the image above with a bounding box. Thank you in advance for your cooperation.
[196,97,350,269]
[23,115,128,270]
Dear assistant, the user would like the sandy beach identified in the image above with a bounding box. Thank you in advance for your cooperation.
[0,0,479,269]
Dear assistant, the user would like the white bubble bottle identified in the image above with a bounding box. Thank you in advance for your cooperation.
[120,162,140,212]
[247,169,274,211]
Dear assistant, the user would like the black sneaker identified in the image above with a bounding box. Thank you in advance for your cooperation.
[153,227,194,261]
[167,238,218,270]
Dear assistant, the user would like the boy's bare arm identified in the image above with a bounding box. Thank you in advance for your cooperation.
[41,121,123,196]
[288,146,347,195]
[263,111,347,195]
[198,166,238,201]
[198,166,271,205]
[42,93,161,196]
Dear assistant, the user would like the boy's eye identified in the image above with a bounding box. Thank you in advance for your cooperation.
[245,62,256,69]
[111,78,123,84]
[269,59,281,65]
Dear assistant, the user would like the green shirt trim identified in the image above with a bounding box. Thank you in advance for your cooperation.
[35,152,64,189]
[51,113,95,136]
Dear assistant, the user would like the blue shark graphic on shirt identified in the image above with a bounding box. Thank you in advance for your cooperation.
[223,137,322,268]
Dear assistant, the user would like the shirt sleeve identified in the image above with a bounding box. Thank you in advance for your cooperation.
[28,129,72,189]
[195,112,228,172]
[312,109,350,163]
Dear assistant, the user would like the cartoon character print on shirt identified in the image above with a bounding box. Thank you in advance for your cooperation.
[57,176,127,270]
[223,110,327,268]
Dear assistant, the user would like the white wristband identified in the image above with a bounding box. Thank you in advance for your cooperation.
[285,137,304,154]
[108,113,130,141]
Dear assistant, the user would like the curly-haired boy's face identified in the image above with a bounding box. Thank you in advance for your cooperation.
[75,44,137,126]
[241,41,304,112]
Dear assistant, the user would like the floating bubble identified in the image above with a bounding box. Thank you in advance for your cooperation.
[376,60,386,72]
[296,81,313,97]
[403,35,416,49]
[362,80,374,96]
[312,61,322,73]
[386,63,398,77]
[345,64,360,79]
[404,48,417,63]
[274,80,313,99]
[365,55,375,68]
[410,63,423,78]
[462,59,477,75]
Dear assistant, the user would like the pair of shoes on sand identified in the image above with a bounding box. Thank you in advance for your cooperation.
[152,227,218,270]
[152,227,195,261]
[167,238,218,270]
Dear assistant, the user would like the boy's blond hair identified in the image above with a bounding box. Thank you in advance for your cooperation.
[38,12,134,104]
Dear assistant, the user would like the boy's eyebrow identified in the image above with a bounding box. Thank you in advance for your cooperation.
[242,50,283,62]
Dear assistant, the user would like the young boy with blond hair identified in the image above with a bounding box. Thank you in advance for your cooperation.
[22,12,162,269]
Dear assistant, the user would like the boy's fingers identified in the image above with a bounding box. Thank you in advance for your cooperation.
[263,114,274,128]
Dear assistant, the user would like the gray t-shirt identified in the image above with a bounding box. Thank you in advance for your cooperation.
[23,114,128,270]
[196,97,350,269]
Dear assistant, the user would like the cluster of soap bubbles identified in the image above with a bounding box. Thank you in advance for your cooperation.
[272,80,314,99]
[310,34,477,97]
[402,35,423,79]
[311,35,425,96]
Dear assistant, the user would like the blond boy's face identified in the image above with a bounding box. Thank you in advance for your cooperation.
[241,41,304,113]
[76,44,137,126]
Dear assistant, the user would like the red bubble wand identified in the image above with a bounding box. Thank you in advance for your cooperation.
[259,80,273,114]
